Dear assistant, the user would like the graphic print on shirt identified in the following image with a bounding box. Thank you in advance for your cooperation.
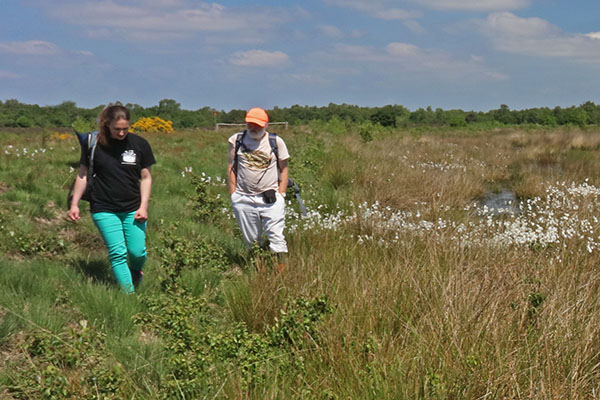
[121,150,137,165]
[242,150,270,169]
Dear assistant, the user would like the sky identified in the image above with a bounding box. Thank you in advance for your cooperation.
[1,0,600,112]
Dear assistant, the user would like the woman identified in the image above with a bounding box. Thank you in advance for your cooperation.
[68,105,155,293]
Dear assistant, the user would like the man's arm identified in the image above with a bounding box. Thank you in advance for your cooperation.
[227,143,237,195]
[278,159,288,194]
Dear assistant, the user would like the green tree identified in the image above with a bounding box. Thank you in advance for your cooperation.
[370,107,397,127]
[491,104,516,124]
[447,111,467,127]
[563,107,589,127]
[409,108,430,124]
[16,115,34,127]
[157,99,181,122]
[580,101,600,125]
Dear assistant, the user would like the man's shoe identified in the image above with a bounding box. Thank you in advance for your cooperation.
[275,252,288,273]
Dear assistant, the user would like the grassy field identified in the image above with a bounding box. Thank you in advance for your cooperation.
[2,124,600,399]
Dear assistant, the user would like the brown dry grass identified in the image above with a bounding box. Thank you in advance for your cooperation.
[348,128,600,210]
[232,127,600,398]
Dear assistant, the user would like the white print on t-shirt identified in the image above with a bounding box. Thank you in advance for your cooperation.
[121,150,137,165]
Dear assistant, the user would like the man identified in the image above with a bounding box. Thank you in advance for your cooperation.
[227,107,289,271]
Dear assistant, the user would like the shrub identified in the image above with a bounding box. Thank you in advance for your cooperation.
[72,116,97,133]
[130,117,174,133]
[6,320,127,399]
[189,173,226,223]
[15,115,33,128]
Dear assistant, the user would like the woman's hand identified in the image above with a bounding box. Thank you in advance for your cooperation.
[137,167,152,223]
[68,165,88,222]
[68,205,80,221]
[134,208,148,222]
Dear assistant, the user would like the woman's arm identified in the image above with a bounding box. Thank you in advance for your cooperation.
[67,165,88,221]
[135,167,152,222]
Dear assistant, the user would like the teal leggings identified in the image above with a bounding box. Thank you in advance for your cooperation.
[92,211,147,293]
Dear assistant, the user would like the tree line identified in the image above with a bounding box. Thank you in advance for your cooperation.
[1,98,599,129]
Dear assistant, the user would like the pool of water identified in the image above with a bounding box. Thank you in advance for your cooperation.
[480,189,521,215]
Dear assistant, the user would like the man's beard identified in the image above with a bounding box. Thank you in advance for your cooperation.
[248,128,266,139]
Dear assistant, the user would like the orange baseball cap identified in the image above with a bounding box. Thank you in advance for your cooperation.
[245,107,269,127]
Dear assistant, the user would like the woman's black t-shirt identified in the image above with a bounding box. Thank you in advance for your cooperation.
[80,133,156,213]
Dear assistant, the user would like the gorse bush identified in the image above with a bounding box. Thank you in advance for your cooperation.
[52,132,70,141]
[130,116,174,133]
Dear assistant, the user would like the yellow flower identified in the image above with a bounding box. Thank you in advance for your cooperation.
[53,132,71,140]
[131,117,174,133]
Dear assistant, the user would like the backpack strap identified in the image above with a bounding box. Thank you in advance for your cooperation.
[87,131,99,178]
[268,132,279,162]
[268,132,282,182]
[233,130,247,176]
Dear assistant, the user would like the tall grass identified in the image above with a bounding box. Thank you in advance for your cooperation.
[2,125,600,398]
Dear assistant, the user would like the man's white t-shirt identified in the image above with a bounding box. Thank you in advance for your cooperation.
[228,131,289,195]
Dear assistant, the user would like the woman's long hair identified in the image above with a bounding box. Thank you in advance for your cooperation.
[97,105,130,146]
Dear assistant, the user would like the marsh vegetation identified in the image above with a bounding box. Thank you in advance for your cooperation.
[2,124,600,398]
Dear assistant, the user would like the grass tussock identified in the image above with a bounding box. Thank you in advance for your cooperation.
[2,125,600,398]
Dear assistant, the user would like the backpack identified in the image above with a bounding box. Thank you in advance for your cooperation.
[234,131,306,216]
[66,130,99,209]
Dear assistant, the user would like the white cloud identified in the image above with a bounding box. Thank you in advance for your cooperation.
[0,41,61,55]
[479,12,600,63]
[373,8,421,20]
[324,0,530,15]
[134,0,186,8]
[47,2,249,32]
[321,42,508,80]
[316,25,365,39]
[285,73,331,85]
[403,20,425,34]
[323,0,371,11]
[0,70,20,79]
[332,44,381,61]
[37,0,289,43]
[75,50,94,56]
[229,50,290,67]
[586,32,600,40]
[414,0,531,11]
[318,25,344,38]
[386,42,420,57]
[323,0,422,20]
